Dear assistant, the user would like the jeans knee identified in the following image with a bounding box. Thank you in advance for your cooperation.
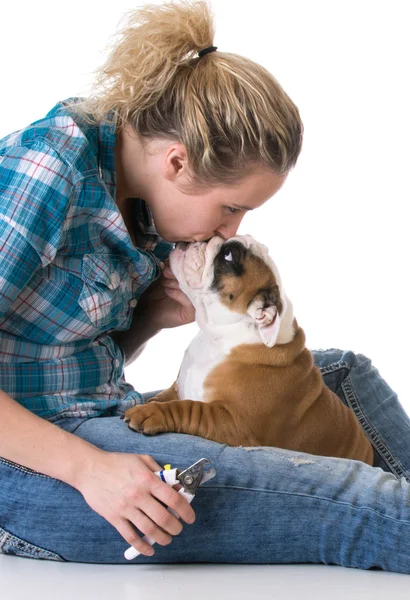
[313,348,358,371]
[337,350,373,371]
[348,352,374,372]
[314,349,374,394]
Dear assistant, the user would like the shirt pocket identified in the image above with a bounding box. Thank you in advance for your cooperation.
[78,252,135,332]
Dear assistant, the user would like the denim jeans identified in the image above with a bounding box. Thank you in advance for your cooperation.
[2,348,410,573]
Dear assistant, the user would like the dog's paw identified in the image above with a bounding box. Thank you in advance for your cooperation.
[123,403,167,435]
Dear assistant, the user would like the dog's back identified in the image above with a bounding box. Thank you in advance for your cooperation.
[202,323,374,465]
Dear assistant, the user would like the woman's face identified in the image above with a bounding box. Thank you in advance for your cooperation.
[115,128,287,243]
[150,163,287,243]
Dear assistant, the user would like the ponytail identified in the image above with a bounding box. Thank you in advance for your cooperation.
[72,1,303,183]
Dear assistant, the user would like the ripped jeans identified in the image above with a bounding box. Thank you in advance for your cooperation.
[2,348,410,573]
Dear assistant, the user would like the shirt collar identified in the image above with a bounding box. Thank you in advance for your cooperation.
[97,111,117,200]
[97,112,171,256]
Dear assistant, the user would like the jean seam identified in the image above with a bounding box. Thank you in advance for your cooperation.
[341,376,408,481]
[0,526,65,561]
[203,486,410,525]
[0,457,52,479]
[317,361,350,376]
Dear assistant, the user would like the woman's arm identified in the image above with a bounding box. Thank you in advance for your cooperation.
[0,389,195,556]
[0,389,98,486]
[110,309,161,365]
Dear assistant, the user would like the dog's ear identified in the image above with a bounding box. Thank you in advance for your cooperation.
[247,290,287,347]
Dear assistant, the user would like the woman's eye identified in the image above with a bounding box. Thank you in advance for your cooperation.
[224,250,233,262]
[227,207,240,214]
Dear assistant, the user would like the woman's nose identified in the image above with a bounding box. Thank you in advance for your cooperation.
[217,215,245,239]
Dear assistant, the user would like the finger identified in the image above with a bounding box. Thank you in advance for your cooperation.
[152,478,196,525]
[128,507,174,545]
[181,305,196,324]
[164,287,194,308]
[138,456,195,523]
[139,451,183,491]
[162,279,181,290]
[138,454,164,472]
[136,497,183,537]
[136,457,190,531]
[162,266,176,279]
[114,518,156,557]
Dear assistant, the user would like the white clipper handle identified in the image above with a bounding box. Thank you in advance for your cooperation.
[124,468,195,560]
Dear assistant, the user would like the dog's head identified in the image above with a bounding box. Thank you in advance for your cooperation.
[169,234,294,347]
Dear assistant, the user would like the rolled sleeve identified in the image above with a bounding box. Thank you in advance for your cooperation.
[0,222,42,319]
[0,141,74,318]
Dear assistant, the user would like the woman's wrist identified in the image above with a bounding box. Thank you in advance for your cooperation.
[69,443,108,492]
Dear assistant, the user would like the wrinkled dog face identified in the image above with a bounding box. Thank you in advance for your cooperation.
[169,234,292,346]
[169,236,224,293]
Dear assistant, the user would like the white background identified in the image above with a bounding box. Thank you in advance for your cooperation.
[1,1,409,411]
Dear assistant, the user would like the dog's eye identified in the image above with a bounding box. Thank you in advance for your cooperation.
[224,250,233,262]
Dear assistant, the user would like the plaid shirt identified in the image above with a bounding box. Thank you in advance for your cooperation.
[0,99,172,421]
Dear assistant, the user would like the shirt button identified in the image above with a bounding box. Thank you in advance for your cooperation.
[114,359,120,368]
[129,299,137,308]
[108,273,119,290]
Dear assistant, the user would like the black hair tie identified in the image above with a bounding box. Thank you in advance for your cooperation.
[198,46,218,58]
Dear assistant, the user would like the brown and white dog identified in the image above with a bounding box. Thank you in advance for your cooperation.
[124,235,374,465]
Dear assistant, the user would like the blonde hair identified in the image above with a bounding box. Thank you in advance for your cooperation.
[73,0,303,185]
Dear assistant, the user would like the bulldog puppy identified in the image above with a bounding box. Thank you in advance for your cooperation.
[124,235,374,465]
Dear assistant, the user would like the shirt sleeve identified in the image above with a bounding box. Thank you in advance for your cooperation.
[0,141,74,318]
[152,238,174,263]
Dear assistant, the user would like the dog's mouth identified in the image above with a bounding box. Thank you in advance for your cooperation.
[171,238,224,291]
[175,241,188,251]
[170,241,208,290]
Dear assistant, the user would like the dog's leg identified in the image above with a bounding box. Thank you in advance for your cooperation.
[145,381,179,403]
[123,399,241,446]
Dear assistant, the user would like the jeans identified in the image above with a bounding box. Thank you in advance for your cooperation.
[2,349,410,573]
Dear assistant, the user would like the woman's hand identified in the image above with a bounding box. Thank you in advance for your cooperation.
[137,261,195,330]
[75,449,196,557]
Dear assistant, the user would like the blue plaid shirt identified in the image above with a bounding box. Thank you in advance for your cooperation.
[0,99,173,421]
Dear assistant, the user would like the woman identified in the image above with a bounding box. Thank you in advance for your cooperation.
[1,1,410,572]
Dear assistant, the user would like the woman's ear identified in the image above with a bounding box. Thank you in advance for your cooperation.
[162,143,190,181]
